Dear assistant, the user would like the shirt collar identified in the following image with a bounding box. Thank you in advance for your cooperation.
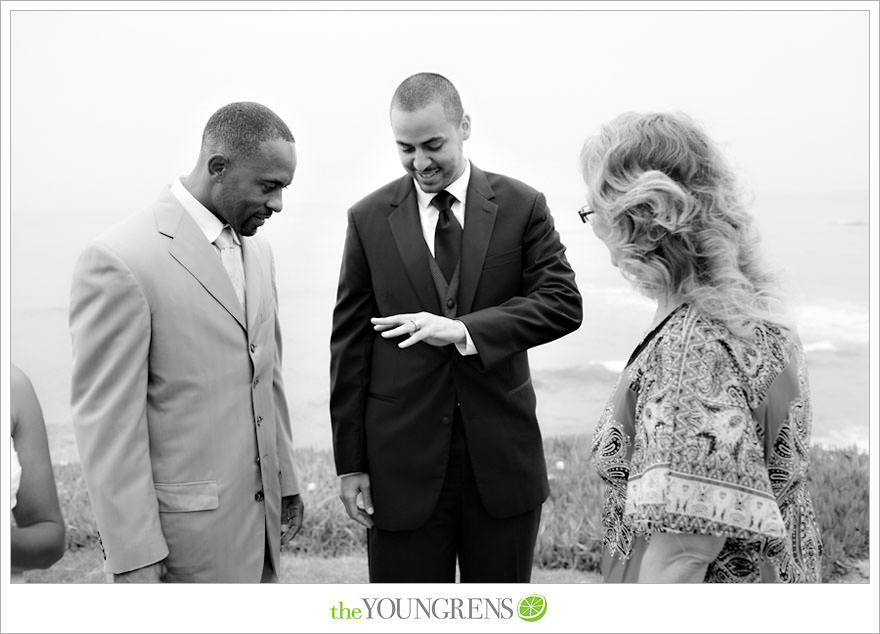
[169,177,241,246]
[414,158,471,211]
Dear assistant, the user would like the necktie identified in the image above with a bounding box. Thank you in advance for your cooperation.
[214,226,246,308]
[432,190,461,282]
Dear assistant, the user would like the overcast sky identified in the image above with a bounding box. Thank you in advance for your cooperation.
[6,7,869,216]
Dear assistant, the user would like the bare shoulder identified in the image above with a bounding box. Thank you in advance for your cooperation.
[10,363,30,393]
[9,364,37,409]
[9,364,41,437]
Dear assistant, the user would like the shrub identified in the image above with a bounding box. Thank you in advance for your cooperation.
[536,436,605,572]
[282,447,366,557]
[51,437,868,581]
[807,445,870,581]
[52,462,99,552]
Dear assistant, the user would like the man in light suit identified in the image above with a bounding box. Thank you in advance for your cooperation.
[70,102,303,583]
[330,73,582,582]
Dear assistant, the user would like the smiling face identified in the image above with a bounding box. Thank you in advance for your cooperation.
[210,138,296,236]
[390,100,470,193]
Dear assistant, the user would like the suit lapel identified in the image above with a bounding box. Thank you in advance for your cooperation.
[459,165,498,315]
[154,189,247,330]
[388,178,442,313]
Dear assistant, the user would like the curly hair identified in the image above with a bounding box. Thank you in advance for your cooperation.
[579,112,789,337]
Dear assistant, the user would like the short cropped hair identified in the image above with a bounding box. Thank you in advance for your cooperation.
[390,73,464,123]
[202,102,294,158]
[580,112,789,337]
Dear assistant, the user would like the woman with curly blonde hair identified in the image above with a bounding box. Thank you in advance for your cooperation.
[580,112,822,583]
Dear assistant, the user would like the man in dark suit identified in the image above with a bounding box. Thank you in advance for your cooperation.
[330,73,582,582]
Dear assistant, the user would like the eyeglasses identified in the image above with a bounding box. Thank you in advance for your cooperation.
[577,204,595,224]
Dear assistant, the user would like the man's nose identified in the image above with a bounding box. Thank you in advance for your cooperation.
[413,150,432,172]
[266,191,283,213]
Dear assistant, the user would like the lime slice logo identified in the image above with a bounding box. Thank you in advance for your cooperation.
[517,594,547,622]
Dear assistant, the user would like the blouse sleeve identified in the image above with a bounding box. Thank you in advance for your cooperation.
[623,329,787,542]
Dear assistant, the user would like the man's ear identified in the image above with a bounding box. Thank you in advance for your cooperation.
[207,154,229,182]
[460,114,471,142]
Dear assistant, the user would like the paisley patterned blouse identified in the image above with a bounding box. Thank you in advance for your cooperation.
[592,303,822,582]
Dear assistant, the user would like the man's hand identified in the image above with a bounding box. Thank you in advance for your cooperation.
[112,561,165,583]
[371,312,466,349]
[339,473,374,528]
[280,494,304,546]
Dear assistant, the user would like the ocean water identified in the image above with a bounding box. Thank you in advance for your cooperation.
[8,192,870,462]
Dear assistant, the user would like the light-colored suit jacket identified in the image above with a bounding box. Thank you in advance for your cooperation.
[69,187,298,582]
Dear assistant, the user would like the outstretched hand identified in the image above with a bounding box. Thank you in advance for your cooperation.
[371,312,466,349]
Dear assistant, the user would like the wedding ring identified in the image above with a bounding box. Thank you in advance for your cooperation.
[411,319,421,333]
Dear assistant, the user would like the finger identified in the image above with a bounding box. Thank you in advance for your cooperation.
[280,525,293,546]
[397,331,424,349]
[280,507,294,544]
[345,503,366,526]
[372,318,406,332]
[341,495,361,522]
[381,324,416,339]
[360,489,375,516]
[340,487,361,520]
[281,516,301,544]
[378,324,409,336]
[343,496,373,530]
[290,516,304,539]
[351,511,374,529]
[371,315,410,327]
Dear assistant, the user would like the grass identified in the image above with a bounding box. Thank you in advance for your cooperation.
[806,445,871,579]
[22,547,602,584]
[41,435,868,583]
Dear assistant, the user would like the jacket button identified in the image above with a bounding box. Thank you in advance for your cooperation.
[256,415,263,425]
[255,491,264,502]
[250,343,256,353]
[256,456,261,465]
[253,377,260,388]
[441,415,450,425]
[446,298,456,309]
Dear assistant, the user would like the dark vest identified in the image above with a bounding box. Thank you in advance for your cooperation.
[427,251,460,318]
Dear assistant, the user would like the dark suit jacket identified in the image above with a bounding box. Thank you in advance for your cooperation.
[330,164,582,531]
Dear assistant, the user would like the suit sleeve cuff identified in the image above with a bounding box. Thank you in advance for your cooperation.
[104,536,169,575]
[281,467,300,497]
[454,321,478,356]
